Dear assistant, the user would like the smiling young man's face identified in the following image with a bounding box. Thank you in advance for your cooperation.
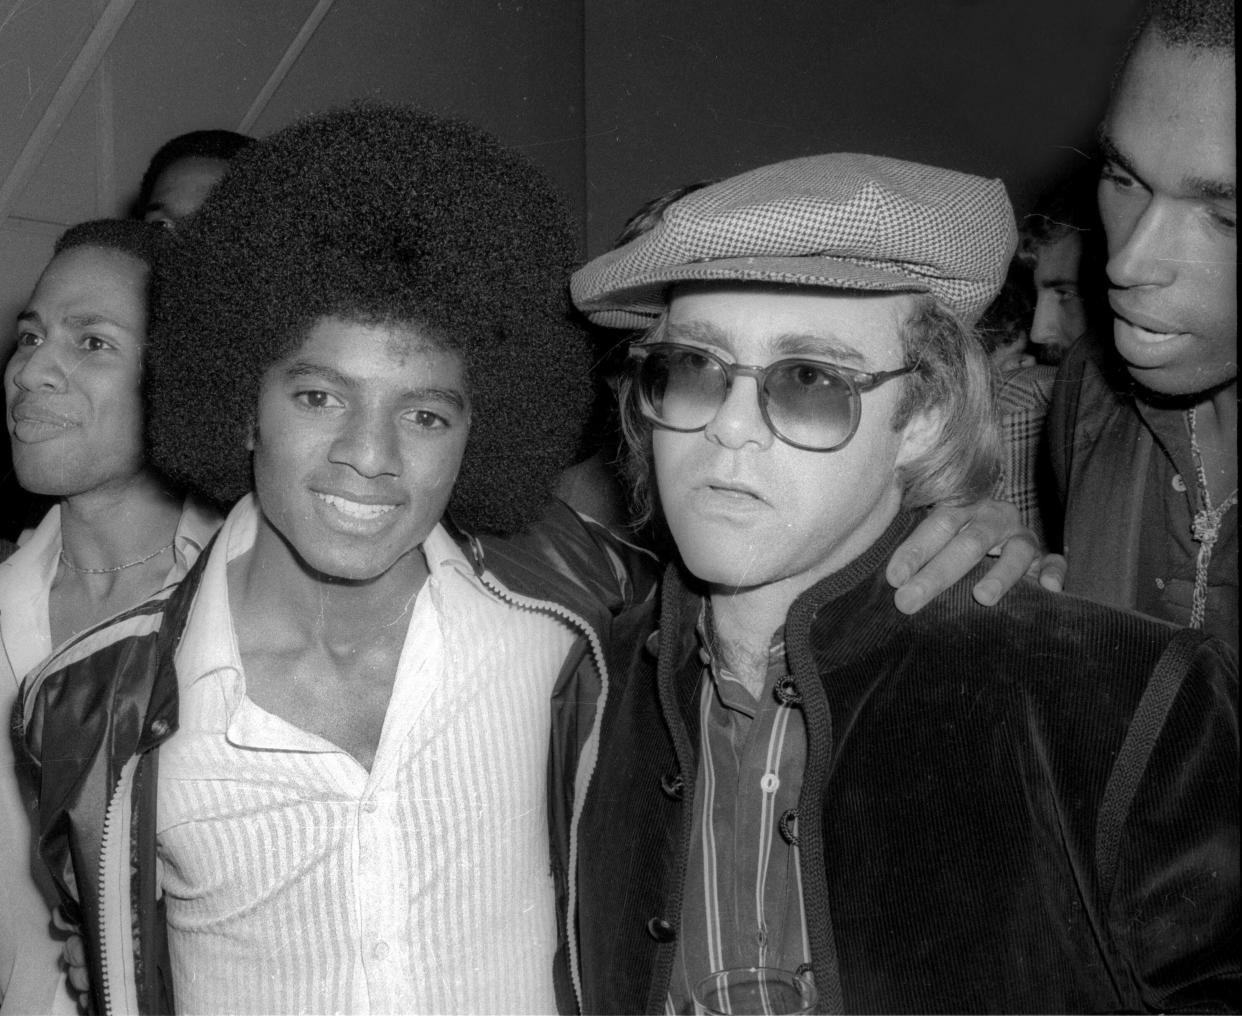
[248,315,471,583]
[1098,34,1236,397]
[652,284,935,602]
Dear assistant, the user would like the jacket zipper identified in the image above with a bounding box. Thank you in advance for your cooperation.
[473,557,610,1016]
[97,755,142,1016]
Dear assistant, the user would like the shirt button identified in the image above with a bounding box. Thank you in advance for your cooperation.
[1172,473,1187,492]
[363,798,379,814]
[646,917,676,942]
[660,772,685,800]
[373,940,390,960]
[760,772,780,793]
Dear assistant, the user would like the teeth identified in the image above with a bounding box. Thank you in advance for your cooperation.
[315,493,396,520]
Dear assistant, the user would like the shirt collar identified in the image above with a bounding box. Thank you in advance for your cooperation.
[174,493,224,564]
[0,505,61,684]
[175,494,481,691]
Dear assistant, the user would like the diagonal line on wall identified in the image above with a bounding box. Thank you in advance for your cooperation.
[238,0,337,134]
[0,0,137,224]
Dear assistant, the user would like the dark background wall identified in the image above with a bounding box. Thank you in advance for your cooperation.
[3,0,1145,314]
[581,0,1143,254]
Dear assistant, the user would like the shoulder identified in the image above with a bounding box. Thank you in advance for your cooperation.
[473,498,658,617]
[996,364,1057,415]
[21,560,206,756]
[1049,333,1130,426]
[910,574,1233,709]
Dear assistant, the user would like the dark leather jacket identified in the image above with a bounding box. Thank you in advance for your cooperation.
[576,512,1240,1014]
[21,499,653,1016]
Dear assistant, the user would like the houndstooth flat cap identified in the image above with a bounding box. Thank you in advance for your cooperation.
[572,153,1017,327]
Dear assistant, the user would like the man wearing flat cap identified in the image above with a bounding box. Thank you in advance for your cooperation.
[567,153,1238,1013]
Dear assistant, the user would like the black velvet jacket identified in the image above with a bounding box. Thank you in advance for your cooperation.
[576,512,1239,1014]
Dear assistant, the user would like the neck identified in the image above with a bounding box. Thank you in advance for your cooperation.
[231,514,429,653]
[708,587,789,696]
[58,472,182,571]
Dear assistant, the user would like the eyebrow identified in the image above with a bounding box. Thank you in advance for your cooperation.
[65,313,132,330]
[666,320,868,365]
[1099,131,1236,203]
[283,361,467,408]
[1097,132,1137,179]
[15,310,133,331]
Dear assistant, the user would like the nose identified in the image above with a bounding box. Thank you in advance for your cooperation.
[8,338,69,393]
[703,374,774,451]
[328,407,403,478]
[1105,196,1177,291]
[1029,292,1060,346]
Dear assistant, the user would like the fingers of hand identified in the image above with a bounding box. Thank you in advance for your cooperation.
[1037,552,1067,592]
[891,501,1041,612]
[886,504,973,588]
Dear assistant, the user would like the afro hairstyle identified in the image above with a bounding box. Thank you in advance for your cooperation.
[133,129,254,217]
[145,103,592,535]
[55,217,168,272]
[1140,0,1234,50]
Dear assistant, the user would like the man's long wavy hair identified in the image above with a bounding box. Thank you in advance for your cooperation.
[617,292,1001,528]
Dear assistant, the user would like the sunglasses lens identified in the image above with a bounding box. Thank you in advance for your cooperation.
[638,347,725,429]
[764,362,856,450]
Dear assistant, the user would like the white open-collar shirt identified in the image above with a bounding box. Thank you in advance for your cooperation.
[160,495,576,1014]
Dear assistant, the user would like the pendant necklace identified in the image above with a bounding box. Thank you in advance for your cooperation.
[1185,407,1237,629]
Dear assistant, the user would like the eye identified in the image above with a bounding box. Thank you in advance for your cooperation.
[1206,206,1237,234]
[406,409,450,430]
[1107,162,1137,187]
[16,330,42,348]
[672,348,717,373]
[787,363,839,388]
[294,390,343,410]
[81,334,114,352]
[1100,162,1141,194]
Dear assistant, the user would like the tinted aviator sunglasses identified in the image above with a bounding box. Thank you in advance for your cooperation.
[628,342,914,452]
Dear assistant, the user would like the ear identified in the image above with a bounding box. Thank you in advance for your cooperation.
[244,414,257,452]
[894,404,945,471]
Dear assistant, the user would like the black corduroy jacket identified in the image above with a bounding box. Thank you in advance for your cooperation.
[575,512,1240,1014]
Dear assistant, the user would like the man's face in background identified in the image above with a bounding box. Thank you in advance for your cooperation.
[1098,33,1236,397]
[1029,232,1087,365]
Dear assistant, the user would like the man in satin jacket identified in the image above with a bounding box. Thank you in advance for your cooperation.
[568,152,1239,1013]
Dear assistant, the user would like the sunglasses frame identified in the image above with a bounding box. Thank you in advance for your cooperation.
[628,341,914,452]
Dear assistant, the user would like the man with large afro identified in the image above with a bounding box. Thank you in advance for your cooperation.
[20,103,647,1015]
[147,103,591,534]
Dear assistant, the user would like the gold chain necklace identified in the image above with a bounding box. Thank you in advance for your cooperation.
[60,539,174,575]
[1185,407,1237,629]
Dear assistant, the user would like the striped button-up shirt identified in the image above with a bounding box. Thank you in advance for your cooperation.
[666,603,812,1014]
[157,497,576,1013]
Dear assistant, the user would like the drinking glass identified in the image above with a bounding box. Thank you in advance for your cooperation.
[693,966,817,1015]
